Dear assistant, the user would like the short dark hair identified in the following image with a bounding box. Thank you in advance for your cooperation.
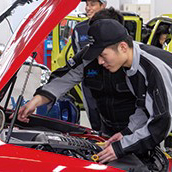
[157,25,169,35]
[109,35,133,51]
[89,7,124,25]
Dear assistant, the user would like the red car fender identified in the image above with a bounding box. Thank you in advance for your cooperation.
[0,140,125,172]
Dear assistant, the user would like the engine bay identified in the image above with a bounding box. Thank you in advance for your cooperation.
[0,129,102,161]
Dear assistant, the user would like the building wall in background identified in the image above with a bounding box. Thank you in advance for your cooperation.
[150,0,172,19]
[122,0,172,21]
[132,0,150,3]
[106,0,119,9]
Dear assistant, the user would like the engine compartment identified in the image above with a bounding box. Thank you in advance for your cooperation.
[0,129,102,161]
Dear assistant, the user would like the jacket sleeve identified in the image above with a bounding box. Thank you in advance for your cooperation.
[71,27,79,54]
[112,73,171,158]
[34,62,84,103]
[121,108,148,135]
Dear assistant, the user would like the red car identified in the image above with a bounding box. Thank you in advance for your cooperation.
[0,0,171,171]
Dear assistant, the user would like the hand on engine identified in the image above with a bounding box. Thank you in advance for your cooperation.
[97,144,117,164]
[104,132,123,148]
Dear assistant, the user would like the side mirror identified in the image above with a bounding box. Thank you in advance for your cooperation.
[0,109,5,133]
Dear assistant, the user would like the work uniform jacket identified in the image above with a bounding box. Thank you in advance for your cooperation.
[72,19,89,54]
[35,41,172,158]
[34,45,135,135]
[72,19,102,131]
[112,42,172,158]
[83,59,136,135]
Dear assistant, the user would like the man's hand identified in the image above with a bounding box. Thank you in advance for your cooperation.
[97,144,117,164]
[104,132,123,148]
[9,100,36,123]
[96,133,123,163]
[9,95,50,123]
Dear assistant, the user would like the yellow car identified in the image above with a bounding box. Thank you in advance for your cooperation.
[145,14,172,52]
[51,13,142,71]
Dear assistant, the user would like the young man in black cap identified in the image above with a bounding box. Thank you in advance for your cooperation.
[83,19,172,164]
[15,8,136,137]
[72,0,127,132]
[13,8,171,170]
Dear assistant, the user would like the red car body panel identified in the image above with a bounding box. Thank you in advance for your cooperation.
[0,0,126,171]
[0,0,170,171]
[0,0,80,91]
[0,141,124,171]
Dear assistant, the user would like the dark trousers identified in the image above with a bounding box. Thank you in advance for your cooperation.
[82,84,101,131]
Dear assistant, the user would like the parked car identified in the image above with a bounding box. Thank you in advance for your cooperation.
[144,14,172,52]
[50,11,143,71]
[0,0,171,171]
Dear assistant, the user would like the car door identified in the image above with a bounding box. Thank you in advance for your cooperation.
[146,15,172,52]
[51,16,87,109]
[122,12,143,42]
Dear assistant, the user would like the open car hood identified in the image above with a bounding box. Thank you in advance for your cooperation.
[0,0,80,91]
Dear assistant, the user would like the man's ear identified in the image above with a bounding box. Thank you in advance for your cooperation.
[101,3,106,9]
[118,42,128,53]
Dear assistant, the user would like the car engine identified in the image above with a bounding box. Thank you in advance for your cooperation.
[0,129,102,161]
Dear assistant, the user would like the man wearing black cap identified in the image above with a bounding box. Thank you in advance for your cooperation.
[15,9,136,139]
[72,0,128,133]
[83,19,172,164]
[15,7,136,136]
[14,11,170,171]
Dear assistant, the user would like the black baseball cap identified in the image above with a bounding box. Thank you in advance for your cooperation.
[83,19,128,60]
